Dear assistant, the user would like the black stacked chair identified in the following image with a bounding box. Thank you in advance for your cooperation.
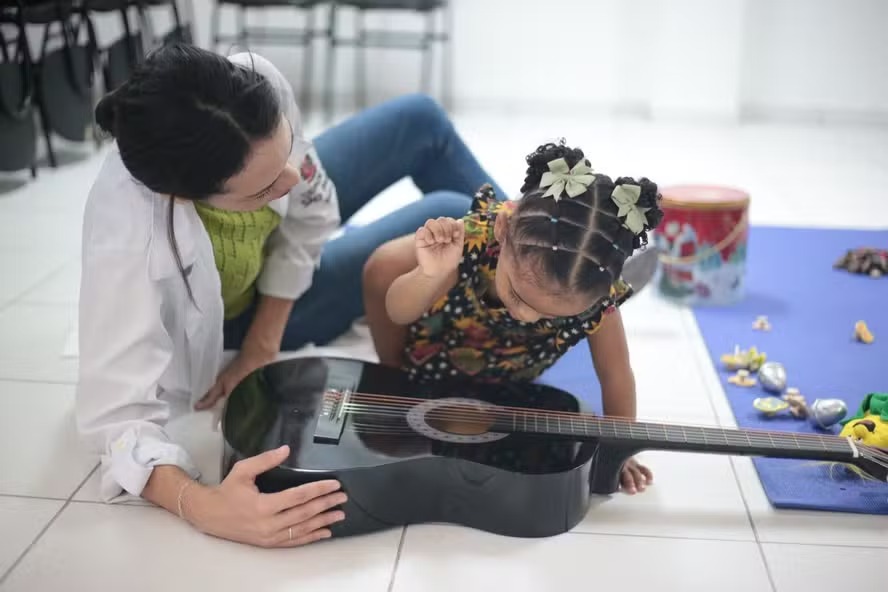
[210,0,328,114]
[133,0,192,48]
[324,0,451,119]
[0,0,38,176]
[0,0,99,168]
[82,0,144,92]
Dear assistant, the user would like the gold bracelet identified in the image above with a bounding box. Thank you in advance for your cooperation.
[177,480,194,521]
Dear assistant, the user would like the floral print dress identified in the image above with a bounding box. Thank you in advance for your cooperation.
[403,185,634,384]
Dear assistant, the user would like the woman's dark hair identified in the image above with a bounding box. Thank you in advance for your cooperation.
[94,43,281,299]
[508,141,664,296]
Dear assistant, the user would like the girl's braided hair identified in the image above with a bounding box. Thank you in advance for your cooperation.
[508,141,664,295]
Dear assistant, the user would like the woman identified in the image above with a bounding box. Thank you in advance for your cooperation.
[76,43,504,548]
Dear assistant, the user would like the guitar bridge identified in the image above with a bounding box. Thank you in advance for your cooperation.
[314,389,351,444]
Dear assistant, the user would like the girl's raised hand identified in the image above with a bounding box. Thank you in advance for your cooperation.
[415,217,465,278]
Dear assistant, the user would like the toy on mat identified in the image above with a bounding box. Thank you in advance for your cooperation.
[782,388,808,418]
[808,399,848,429]
[721,345,766,372]
[752,316,771,331]
[753,396,789,416]
[833,247,887,278]
[728,369,756,387]
[839,393,888,448]
[752,388,848,428]
[758,361,787,394]
[854,321,875,344]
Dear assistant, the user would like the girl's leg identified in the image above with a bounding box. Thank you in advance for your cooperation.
[314,93,507,222]
[224,191,473,351]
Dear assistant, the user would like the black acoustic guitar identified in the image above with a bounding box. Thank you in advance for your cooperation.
[220,356,888,539]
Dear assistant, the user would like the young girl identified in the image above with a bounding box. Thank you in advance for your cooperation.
[363,140,664,494]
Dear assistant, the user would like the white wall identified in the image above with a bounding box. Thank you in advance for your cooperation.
[740,0,888,123]
[13,0,885,123]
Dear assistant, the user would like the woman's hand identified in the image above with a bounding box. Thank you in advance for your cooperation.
[415,217,464,278]
[195,342,276,410]
[620,456,653,494]
[187,445,346,547]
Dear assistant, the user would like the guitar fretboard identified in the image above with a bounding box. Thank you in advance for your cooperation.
[490,409,852,460]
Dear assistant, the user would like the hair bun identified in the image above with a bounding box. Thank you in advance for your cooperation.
[637,177,664,231]
[612,176,664,251]
[94,92,118,136]
[520,140,587,194]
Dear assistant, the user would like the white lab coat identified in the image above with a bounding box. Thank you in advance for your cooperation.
[75,53,340,502]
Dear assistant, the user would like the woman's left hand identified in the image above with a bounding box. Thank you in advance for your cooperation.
[195,344,277,410]
[621,456,653,494]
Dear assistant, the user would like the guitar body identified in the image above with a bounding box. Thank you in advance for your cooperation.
[221,356,626,539]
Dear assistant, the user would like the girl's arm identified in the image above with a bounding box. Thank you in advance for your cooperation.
[587,310,653,494]
[363,218,463,366]
[586,309,636,418]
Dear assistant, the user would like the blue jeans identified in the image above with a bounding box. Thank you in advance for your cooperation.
[224,94,505,351]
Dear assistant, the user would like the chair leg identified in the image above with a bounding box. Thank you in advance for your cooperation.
[135,1,158,51]
[440,1,453,110]
[323,2,337,122]
[35,23,57,168]
[36,93,57,168]
[168,0,183,41]
[420,8,434,95]
[300,6,315,116]
[236,5,246,48]
[355,7,368,110]
[210,1,222,50]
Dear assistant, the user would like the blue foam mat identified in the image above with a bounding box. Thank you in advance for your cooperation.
[538,226,888,514]
[691,226,888,514]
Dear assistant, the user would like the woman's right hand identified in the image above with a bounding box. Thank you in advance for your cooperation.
[415,217,465,278]
[188,445,346,548]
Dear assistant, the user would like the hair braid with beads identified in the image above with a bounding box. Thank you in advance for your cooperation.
[508,141,664,296]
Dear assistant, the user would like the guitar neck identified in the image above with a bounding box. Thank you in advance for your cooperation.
[490,409,855,463]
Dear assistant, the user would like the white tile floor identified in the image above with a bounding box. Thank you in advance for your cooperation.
[1,110,887,592]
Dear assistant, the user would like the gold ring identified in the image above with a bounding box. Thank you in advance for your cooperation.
[288,527,293,541]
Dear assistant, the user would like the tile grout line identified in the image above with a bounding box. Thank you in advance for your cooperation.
[0,257,74,316]
[385,526,408,592]
[567,528,888,550]
[0,377,77,387]
[0,493,71,503]
[0,465,97,587]
[679,307,778,592]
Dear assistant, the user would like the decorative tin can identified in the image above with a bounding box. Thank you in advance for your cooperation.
[654,185,750,306]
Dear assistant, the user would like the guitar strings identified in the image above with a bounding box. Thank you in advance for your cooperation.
[317,391,886,465]
[348,418,888,470]
[341,403,839,444]
[333,391,853,448]
[350,404,888,469]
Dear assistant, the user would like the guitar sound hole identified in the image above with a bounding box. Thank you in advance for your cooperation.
[425,404,494,436]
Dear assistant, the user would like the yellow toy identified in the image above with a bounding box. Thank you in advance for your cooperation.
[839,393,888,448]
[721,345,767,372]
[854,321,875,344]
[752,316,771,331]
[753,396,788,416]
[728,369,756,387]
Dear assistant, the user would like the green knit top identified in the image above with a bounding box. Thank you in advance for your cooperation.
[193,202,282,320]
